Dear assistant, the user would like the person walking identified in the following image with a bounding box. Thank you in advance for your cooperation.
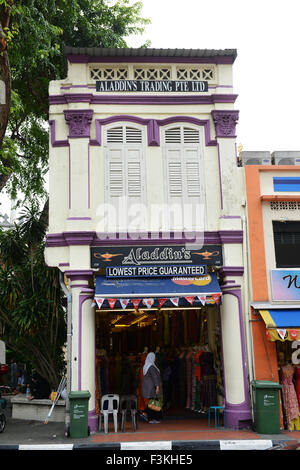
[141,352,162,424]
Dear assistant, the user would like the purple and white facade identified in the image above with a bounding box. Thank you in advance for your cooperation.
[45,47,251,431]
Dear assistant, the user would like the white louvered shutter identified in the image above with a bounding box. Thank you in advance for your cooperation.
[163,126,205,230]
[105,125,145,231]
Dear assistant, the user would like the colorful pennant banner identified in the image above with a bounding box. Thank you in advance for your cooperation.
[143,298,155,309]
[108,298,117,309]
[96,298,104,309]
[131,299,141,310]
[120,299,129,309]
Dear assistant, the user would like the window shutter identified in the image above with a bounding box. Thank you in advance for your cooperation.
[163,125,205,231]
[107,149,124,198]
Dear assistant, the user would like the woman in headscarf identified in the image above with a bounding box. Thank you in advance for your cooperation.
[140,352,162,424]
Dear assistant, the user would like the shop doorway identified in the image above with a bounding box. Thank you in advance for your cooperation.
[95,306,224,421]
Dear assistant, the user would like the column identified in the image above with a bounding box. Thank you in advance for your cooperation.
[65,270,98,432]
[219,268,251,428]
[64,109,93,222]
[211,110,241,215]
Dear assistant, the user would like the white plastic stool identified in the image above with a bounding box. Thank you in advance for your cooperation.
[99,394,119,433]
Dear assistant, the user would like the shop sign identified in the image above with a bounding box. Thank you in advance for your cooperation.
[91,244,222,269]
[271,269,300,301]
[105,264,207,279]
[96,80,208,93]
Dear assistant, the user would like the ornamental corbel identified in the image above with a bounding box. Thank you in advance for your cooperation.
[64,109,93,138]
[211,110,239,138]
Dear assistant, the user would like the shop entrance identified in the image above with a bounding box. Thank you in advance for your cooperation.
[95,305,224,421]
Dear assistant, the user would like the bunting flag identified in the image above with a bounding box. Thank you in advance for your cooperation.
[290,330,299,341]
[277,328,287,340]
[120,299,129,309]
[143,298,155,309]
[266,328,272,341]
[131,299,141,310]
[198,295,206,306]
[185,296,194,305]
[212,293,221,305]
[91,299,97,309]
[170,298,179,306]
[158,298,167,308]
[96,298,104,309]
[108,298,117,309]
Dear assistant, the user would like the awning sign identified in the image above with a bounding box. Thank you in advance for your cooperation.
[105,264,207,279]
[91,244,223,268]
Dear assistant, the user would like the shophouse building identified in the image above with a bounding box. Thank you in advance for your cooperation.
[243,152,300,431]
[45,47,251,432]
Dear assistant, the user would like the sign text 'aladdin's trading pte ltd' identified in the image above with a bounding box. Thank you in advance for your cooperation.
[96,80,208,93]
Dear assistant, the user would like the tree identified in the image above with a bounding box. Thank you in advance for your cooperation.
[0,204,66,387]
[0,0,150,206]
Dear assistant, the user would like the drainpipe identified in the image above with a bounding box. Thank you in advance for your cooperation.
[59,271,72,436]
[242,214,255,418]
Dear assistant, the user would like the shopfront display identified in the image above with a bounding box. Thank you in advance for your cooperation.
[94,303,223,419]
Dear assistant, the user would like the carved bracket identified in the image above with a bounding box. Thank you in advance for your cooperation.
[211,110,239,138]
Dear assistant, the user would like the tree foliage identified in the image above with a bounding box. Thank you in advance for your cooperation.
[0,0,150,203]
[0,204,66,387]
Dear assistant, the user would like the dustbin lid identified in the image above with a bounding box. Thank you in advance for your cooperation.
[69,390,91,399]
[251,380,282,389]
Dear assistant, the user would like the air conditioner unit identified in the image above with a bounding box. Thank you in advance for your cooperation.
[241,151,272,166]
[272,151,300,166]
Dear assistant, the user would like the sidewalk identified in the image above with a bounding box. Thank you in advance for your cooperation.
[1,415,300,450]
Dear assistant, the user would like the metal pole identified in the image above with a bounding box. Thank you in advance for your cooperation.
[59,271,72,436]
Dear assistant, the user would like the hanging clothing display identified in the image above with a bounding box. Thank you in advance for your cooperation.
[281,364,300,430]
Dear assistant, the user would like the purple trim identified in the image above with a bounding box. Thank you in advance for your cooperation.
[219,216,241,219]
[67,55,236,65]
[78,290,98,432]
[49,93,238,106]
[46,230,243,247]
[49,120,69,147]
[219,266,244,277]
[78,292,94,390]
[212,110,239,138]
[58,262,70,267]
[65,270,94,281]
[221,287,251,428]
[64,109,93,138]
[157,116,216,146]
[90,115,217,147]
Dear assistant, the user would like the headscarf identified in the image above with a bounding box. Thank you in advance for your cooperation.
[143,352,160,376]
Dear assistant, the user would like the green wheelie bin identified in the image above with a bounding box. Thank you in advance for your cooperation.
[69,390,91,438]
[251,380,282,434]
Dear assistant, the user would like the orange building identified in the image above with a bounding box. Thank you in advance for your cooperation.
[243,151,300,430]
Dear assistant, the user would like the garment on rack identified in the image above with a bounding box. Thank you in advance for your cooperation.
[201,351,217,410]
[194,350,203,412]
[281,364,300,430]
[295,366,300,411]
